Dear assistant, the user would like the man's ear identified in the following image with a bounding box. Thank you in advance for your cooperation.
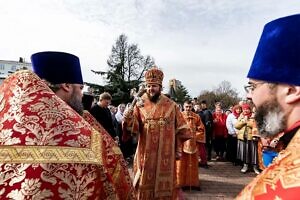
[285,85,300,104]
[60,83,72,92]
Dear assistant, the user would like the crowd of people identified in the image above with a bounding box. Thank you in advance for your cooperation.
[85,85,274,178]
[1,14,300,199]
[190,100,267,175]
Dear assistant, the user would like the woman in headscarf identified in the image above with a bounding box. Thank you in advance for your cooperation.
[235,104,260,174]
[226,104,242,165]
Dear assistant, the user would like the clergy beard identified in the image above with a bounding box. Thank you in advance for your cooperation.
[254,98,286,137]
[67,91,84,116]
[147,92,161,103]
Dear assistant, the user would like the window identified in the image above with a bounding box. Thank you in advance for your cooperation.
[0,64,4,70]
[11,65,16,71]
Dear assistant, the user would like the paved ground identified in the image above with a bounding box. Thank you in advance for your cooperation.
[182,160,256,200]
[129,160,257,200]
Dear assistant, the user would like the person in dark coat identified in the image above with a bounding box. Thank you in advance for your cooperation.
[200,100,214,161]
[90,92,117,139]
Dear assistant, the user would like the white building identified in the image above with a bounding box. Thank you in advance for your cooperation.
[169,79,182,90]
[0,58,32,84]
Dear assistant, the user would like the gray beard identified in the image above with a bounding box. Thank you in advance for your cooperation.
[254,99,286,137]
[67,91,84,116]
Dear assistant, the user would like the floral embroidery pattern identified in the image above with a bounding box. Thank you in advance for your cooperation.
[7,178,53,200]
[0,129,20,145]
[0,71,121,199]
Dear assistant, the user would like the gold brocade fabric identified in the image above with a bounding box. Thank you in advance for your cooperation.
[176,153,199,187]
[182,111,206,153]
[82,110,136,200]
[123,94,190,199]
[236,128,300,200]
[257,139,265,171]
[0,70,118,199]
[175,111,204,188]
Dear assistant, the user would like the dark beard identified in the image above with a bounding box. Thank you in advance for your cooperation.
[147,92,161,103]
[254,99,286,137]
[67,91,84,116]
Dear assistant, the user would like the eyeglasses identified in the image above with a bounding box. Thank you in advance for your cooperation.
[244,82,266,93]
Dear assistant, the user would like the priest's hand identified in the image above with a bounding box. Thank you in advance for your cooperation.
[123,106,134,119]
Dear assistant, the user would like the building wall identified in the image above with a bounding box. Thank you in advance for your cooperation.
[0,60,32,84]
[169,79,182,90]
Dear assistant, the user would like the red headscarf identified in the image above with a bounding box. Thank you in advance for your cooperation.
[232,105,242,118]
[242,103,252,118]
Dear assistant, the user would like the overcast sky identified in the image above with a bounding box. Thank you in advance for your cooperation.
[1,0,300,98]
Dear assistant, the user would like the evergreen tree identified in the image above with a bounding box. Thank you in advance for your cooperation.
[173,84,191,104]
[92,34,155,105]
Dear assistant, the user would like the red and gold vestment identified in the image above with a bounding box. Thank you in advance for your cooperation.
[0,70,130,199]
[176,111,205,187]
[237,125,300,200]
[123,94,190,199]
[83,111,136,199]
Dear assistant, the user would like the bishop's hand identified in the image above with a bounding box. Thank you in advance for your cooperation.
[123,104,134,120]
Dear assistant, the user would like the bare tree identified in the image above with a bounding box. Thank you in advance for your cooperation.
[214,80,239,97]
[198,80,240,110]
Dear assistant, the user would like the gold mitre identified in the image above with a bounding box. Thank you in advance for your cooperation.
[145,66,164,85]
